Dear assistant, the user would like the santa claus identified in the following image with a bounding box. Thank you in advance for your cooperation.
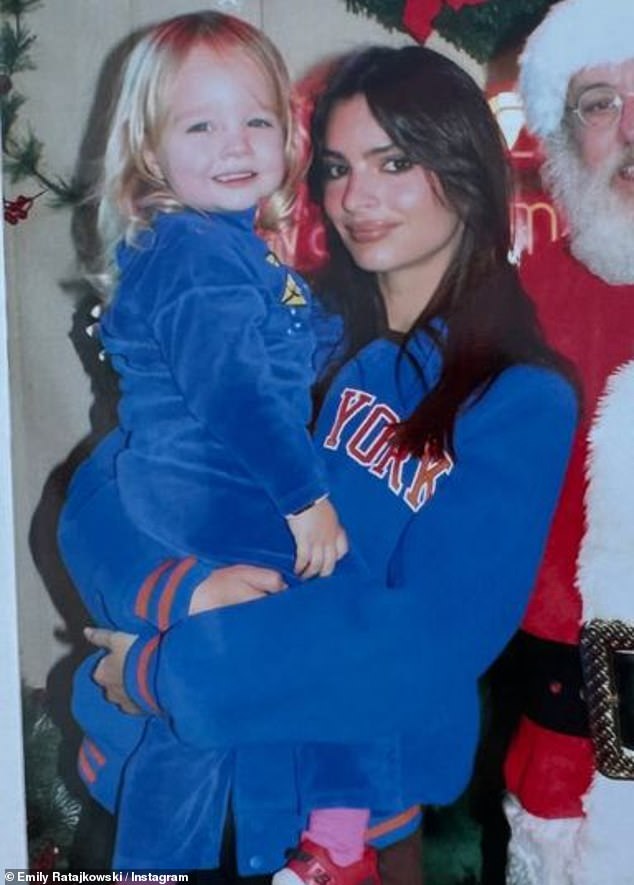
[500,0,634,882]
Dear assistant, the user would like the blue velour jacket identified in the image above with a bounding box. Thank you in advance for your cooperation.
[100,208,327,573]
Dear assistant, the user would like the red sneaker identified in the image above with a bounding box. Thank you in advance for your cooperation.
[271,838,379,885]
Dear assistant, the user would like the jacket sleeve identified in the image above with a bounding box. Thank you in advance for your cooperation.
[59,429,213,632]
[143,367,577,747]
[152,279,327,517]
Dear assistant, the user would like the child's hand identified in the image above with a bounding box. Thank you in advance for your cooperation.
[189,564,287,615]
[286,497,349,579]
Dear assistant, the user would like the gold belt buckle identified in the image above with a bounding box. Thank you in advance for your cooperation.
[580,619,634,779]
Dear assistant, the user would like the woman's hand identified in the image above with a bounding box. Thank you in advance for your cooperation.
[188,564,287,614]
[83,565,286,715]
[84,627,140,714]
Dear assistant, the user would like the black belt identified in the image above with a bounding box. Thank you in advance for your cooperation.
[515,625,634,779]
[513,631,590,737]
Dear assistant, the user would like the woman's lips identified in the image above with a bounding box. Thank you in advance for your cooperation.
[345,222,398,243]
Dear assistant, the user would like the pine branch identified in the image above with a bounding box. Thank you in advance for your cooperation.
[22,686,82,868]
[4,129,44,180]
[3,123,85,202]
[1,90,26,144]
[344,0,405,31]
[435,0,554,62]
[1,0,81,208]
[0,19,37,74]
[342,0,557,61]
[48,174,87,207]
[0,0,43,17]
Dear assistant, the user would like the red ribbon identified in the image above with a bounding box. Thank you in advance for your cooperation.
[403,0,487,43]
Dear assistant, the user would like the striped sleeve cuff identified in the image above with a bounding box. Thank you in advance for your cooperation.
[133,557,212,630]
[123,632,162,714]
[366,805,422,849]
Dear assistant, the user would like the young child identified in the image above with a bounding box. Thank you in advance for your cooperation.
[64,12,378,884]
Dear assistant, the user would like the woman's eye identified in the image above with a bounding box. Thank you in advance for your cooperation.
[322,161,348,181]
[248,117,274,128]
[383,156,413,173]
[186,121,211,134]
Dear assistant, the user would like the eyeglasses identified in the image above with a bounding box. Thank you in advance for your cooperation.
[567,86,634,129]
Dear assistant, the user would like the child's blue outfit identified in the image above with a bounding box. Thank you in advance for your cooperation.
[62,206,384,871]
[60,256,578,872]
[99,207,327,575]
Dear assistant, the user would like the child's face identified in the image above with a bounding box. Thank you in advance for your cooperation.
[146,45,286,213]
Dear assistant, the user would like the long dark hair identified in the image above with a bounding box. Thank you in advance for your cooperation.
[309,45,577,458]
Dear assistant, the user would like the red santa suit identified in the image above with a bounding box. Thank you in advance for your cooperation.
[503,237,634,883]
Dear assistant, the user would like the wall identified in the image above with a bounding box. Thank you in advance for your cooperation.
[0,155,28,869]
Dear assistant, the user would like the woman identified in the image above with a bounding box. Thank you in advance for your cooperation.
[62,45,577,883]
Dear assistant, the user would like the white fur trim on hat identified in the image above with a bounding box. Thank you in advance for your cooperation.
[519,0,634,137]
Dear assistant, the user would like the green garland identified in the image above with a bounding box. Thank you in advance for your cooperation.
[344,0,557,62]
[1,0,81,205]
[345,0,406,31]
[22,686,82,869]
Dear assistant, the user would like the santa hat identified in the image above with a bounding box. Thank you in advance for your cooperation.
[519,0,634,137]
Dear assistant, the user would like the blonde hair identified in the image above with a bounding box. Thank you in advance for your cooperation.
[98,11,301,268]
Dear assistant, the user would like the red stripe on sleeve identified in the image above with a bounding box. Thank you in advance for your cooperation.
[137,634,161,713]
[84,737,106,767]
[366,805,420,840]
[78,742,97,784]
[157,556,198,630]
[134,559,176,619]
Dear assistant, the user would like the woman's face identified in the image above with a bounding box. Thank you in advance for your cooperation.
[321,94,462,291]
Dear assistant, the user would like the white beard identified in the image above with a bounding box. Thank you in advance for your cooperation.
[543,130,634,285]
